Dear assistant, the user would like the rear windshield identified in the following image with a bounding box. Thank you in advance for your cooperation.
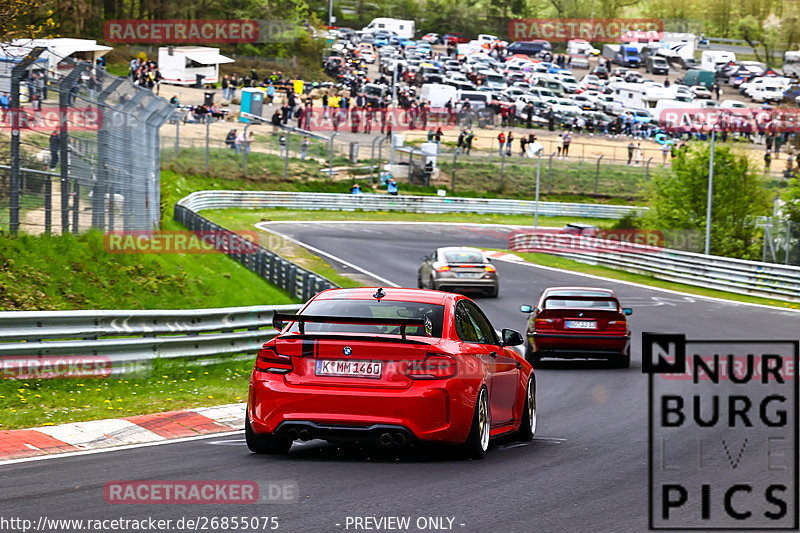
[443,250,484,263]
[290,300,445,338]
[544,291,618,310]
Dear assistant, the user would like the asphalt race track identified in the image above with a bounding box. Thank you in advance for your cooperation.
[2,221,798,533]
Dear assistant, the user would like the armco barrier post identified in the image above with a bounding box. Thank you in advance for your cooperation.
[594,155,604,195]
[547,152,555,194]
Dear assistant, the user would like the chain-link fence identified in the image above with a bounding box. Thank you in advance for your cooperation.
[1,48,172,235]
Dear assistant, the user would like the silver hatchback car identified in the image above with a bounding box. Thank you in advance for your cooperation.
[417,247,499,297]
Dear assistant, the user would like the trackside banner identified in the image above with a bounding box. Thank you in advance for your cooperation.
[509,18,663,42]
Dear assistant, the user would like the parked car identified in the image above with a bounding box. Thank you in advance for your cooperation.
[421,32,442,44]
[248,287,535,458]
[520,287,632,367]
[418,247,498,297]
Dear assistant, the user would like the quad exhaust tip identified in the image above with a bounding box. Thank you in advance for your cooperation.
[298,429,312,441]
[379,432,393,446]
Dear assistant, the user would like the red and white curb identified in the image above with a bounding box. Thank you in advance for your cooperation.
[0,403,246,462]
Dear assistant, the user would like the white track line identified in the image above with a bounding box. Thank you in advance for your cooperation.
[257,226,400,288]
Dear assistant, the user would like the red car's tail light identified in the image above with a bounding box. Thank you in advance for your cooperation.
[534,318,556,329]
[483,265,496,272]
[435,265,451,272]
[255,345,293,374]
[607,320,627,332]
[403,354,457,379]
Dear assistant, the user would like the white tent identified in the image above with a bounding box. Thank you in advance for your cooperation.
[10,38,112,76]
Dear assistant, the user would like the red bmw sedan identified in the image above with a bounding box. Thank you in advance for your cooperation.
[247,287,535,458]
[520,287,632,368]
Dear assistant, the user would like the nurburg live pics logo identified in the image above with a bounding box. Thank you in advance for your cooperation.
[642,332,799,530]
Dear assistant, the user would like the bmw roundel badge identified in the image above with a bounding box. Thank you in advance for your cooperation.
[343,346,352,356]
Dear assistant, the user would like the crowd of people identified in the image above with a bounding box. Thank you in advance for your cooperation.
[129,58,162,93]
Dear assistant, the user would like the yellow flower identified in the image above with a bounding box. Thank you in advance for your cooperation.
[104,399,111,403]
[207,395,213,399]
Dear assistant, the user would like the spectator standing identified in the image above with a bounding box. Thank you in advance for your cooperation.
[0,92,9,121]
[230,73,238,100]
[764,150,772,172]
[234,130,246,155]
[222,75,229,100]
[562,132,571,158]
[497,131,505,156]
[634,142,643,165]
[49,131,60,169]
[506,131,513,156]
[627,141,635,165]
[301,136,309,160]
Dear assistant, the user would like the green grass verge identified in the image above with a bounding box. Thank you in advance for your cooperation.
[0,221,294,311]
[0,357,252,430]
[507,250,800,310]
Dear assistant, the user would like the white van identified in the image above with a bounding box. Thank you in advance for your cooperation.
[361,18,415,39]
[420,83,458,110]
[743,76,790,98]
[456,90,490,111]
[700,50,736,71]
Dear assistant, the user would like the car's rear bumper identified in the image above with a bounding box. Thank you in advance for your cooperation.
[530,333,629,359]
[432,277,497,293]
[249,378,476,444]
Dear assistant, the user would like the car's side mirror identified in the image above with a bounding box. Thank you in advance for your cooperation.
[622,308,633,316]
[520,304,532,313]
[501,328,524,347]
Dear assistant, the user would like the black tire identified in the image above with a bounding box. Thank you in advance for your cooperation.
[417,274,423,289]
[462,387,490,459]
[515,377,536,441]
[488,285,499,298]
[245,415,292,455]
[614,346,631,369]
[524,339,542,368]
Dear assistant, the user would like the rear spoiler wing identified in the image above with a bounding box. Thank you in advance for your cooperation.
[273,313,431,340]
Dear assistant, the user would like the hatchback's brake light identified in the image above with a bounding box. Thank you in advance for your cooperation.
[435,265,451,272]
[255,345,293,374]
[404,353,457,379]
[484,265,496,272]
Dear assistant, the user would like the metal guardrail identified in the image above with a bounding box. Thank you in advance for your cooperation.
[509,232,800,302]
[0,305,302,368]
[176,190,645,219]
[174,201,338,301]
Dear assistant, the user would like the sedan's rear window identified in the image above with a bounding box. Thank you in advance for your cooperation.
[290,300,445,338]
[443,251,484,263]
